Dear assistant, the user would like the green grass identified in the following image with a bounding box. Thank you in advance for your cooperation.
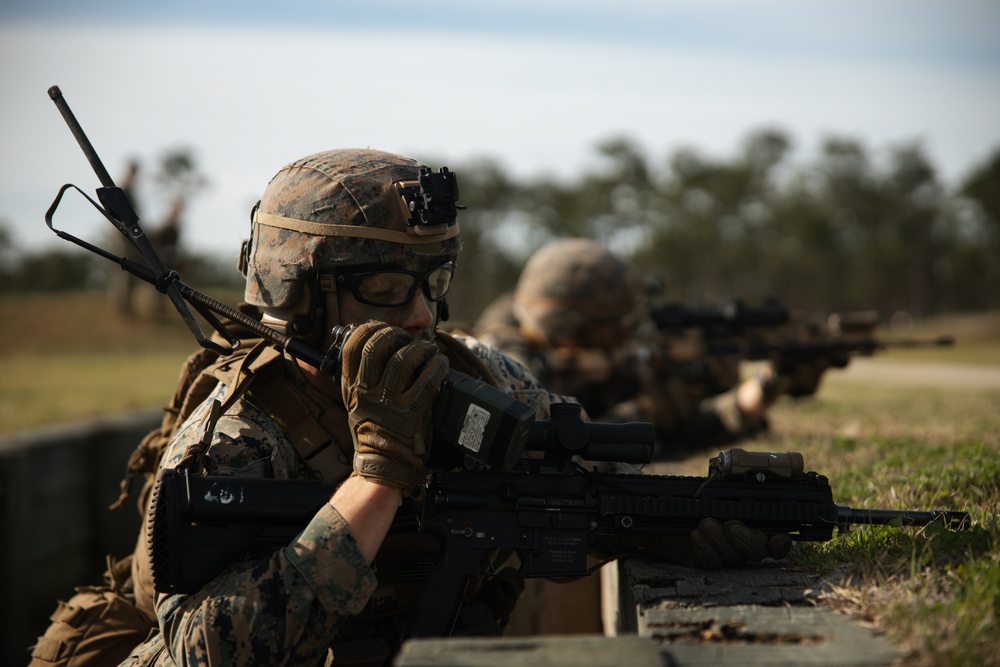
[1,352,191,433]
[747,364,1000,666]
[0,289,241,435]
[772,444,996,666]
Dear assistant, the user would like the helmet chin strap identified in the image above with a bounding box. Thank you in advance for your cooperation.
[291,273,325,337]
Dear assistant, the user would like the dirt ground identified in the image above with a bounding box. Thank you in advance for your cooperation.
[829,356,1000,390]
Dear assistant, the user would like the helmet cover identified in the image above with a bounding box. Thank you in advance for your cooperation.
[513,238,641,345]
[244,148,462,310]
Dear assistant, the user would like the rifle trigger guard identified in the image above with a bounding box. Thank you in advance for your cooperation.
[486,548,511,575]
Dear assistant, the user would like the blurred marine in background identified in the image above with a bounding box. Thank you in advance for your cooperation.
[475,238,827,459]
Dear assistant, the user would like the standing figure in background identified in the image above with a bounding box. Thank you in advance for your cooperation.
[106,160,145,315]
[105,161,189,319]
[148,196,185,320]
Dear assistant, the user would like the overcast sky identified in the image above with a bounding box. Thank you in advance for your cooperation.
[2,0,999,258]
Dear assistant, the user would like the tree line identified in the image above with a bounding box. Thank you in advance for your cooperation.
[446,129,1000,326]
[3,129,998,328]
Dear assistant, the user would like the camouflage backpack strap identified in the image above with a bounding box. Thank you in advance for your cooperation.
[110,346,228,511]
[171,339,286,471]
[110,304,269,512]
[177,339,354,482]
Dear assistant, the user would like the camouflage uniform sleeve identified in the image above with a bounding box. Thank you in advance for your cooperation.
[155,503,376,666]
[148,385,378,666]
[448,332,586,420]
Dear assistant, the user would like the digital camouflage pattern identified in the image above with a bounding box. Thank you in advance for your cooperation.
[121,333,573,667]
[243,149,462,311]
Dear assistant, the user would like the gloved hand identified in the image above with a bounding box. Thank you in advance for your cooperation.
[688,518,793,569]
[589,518,792,570]
[340,321,449,492]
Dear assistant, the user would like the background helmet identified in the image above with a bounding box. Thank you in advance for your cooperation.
[513,238,642,347]
[242,148,463,321]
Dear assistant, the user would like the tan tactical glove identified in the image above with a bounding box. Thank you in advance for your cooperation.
[590,518,792,570]
[688,518,792,569]
[340,321,449,492]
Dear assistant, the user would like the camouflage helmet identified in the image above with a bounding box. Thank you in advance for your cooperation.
[513,238,642,346]
[242,148,463,313]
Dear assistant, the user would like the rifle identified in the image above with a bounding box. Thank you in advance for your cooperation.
[146,425,970,638]
[649,299,791,332]
[146,402,654,594]
[644,301,954,396]
[707,308,955,361]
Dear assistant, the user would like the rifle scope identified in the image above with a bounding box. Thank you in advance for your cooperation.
[328,326,654,472]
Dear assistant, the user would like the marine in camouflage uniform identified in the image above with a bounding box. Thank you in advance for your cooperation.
[122,337,561,666]
[474,239,798,637]
[118,149,577,667]
[31,152,788,667]
[474,238,780,459]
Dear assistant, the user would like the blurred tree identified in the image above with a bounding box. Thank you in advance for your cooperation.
[880,143,943,315]
[630,128,791,304]
[442,157,529,326]
[954,148,1000,309]
[151,148,209,205]
[6,134,1000,318]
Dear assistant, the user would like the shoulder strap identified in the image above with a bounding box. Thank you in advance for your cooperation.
[110,308,268,511]
[110,345,239,511]
[203,342,353,481]
[248,375,354,481]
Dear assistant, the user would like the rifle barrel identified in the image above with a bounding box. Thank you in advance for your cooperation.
[881,335,956,347]
[48,86,116,188]
[838,506,969,528]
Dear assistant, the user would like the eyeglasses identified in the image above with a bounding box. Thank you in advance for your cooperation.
[331,261,455,308]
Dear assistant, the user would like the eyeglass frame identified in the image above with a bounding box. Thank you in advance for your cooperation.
[320,261,456,308]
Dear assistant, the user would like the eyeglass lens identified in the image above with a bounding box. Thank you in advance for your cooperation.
[349,264,453,307]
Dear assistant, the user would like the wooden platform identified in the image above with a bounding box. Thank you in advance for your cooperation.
[398,557,902,667]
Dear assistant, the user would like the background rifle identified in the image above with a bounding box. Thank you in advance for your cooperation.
[644,301,954,397]
[649,298,791,333]
[706,308,955,360]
